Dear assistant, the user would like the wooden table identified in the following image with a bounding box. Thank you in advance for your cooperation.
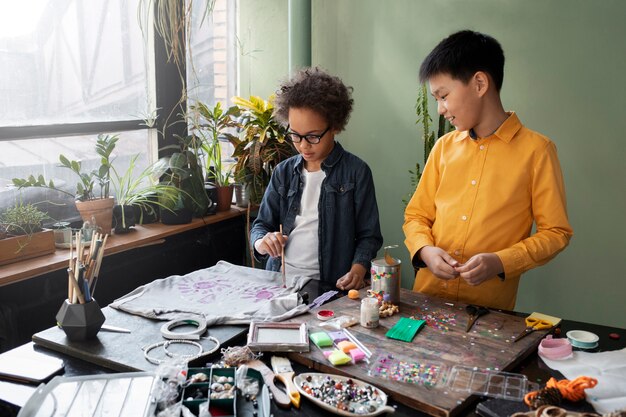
[287,288,549,417]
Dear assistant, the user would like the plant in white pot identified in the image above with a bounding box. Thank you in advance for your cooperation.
[12,134,118,234]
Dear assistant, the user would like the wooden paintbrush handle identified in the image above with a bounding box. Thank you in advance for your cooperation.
[247,360,291,409]
[275,371,300,408]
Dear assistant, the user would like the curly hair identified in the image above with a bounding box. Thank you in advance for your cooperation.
[274,67,354,132]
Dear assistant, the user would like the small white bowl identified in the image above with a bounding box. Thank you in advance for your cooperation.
[566,330,599,349]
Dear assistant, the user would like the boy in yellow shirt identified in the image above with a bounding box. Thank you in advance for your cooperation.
[403,30,573,310]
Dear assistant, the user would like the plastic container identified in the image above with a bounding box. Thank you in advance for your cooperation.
[369,352,446,388]
[446,365,540,401]
[360,297,380,328]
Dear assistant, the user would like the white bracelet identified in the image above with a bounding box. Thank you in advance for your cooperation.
[163,339,203,358]
[160,317,208,340]
[143,336,220,365]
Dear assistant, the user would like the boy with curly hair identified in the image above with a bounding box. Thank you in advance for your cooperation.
[251,67,383,294]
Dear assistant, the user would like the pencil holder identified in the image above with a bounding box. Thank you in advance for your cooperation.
[56,299,105,341]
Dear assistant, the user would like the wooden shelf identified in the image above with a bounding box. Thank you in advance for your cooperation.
[0,208,245,287]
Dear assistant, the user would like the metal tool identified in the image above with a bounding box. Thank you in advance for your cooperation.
[100,324,131,333]
[514,316,553,343]
[465,305,490,332]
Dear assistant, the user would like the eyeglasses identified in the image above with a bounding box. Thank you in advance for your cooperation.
[286,125,330,144]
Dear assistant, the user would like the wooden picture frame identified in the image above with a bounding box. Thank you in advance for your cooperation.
[247,322,309,352]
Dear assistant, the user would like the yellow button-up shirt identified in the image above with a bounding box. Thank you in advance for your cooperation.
[403,112,573,310]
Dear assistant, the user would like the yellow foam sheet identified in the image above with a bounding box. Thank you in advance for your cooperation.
[528,312,562,326]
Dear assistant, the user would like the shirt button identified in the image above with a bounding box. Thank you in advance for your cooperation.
[471,180,477,185]
[479,145,485,150]
[461,215,467,221]
[454,250,461,256]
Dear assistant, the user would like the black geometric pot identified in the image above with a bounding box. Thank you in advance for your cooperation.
[56,299,105,341]
[113,205,136,234]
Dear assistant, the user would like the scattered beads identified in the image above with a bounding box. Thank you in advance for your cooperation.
[410,308,457,333]
[298,375,384,414]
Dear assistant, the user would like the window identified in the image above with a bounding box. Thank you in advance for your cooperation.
[0,0,237,222]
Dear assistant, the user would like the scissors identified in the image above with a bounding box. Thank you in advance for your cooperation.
[513,316,553,343]
[465,305,490,332]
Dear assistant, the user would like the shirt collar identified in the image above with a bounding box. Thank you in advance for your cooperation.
[291,141,345,174]
[454,112,522,143]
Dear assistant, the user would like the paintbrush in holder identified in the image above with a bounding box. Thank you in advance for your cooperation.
[57,230,108,340]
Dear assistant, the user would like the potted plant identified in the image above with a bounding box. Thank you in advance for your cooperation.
[157,146,207,224]
[403,84,455,206]
[0,202,55,266]
[110,155,180,233]
[188,101,240,212]
[229,95,296,207]
[12,134,118,234]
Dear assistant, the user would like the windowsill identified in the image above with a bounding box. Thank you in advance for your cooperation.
[0,207,245,287]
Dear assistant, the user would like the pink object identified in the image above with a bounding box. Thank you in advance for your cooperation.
[349,348,366,363]
[538,335,573,360]
[323,350,333,358]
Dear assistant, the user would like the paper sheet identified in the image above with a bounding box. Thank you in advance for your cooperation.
[539,347,626,414]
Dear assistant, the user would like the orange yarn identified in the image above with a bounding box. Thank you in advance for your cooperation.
[524,376,598,407]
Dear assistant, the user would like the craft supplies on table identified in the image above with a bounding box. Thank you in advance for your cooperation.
[286,288,548,416]
[369,352,447,388]
[294,372,395,417]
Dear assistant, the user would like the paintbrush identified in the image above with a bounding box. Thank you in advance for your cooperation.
[280,224,286,288]
[246,359,292,409]
[270,356,300,408]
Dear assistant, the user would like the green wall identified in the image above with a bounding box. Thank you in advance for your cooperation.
[239,0,626,328]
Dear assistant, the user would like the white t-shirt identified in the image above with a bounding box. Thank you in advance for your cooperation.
[284,167,326,281]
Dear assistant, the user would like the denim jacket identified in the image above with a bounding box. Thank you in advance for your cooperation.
[250,142,383,287]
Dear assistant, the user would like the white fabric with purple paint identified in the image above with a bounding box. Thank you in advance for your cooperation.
[110,261,312,326]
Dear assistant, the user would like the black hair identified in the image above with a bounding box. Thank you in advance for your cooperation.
[419,30,505,91]
[274,67,354,132]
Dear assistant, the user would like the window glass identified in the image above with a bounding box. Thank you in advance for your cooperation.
[0,131,155,223]
[187,0,237,169]
[0,0,148,127]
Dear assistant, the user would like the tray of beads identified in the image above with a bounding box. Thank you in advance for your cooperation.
[446,365,540,401]
[294,372,394,416]
[183,367,236,416]
[368,352,447,388]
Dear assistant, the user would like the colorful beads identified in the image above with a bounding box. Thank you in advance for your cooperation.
[370,353,444,388]
[298,375,383,414]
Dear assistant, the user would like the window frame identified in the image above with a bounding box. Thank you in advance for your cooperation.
[0,1,187,159]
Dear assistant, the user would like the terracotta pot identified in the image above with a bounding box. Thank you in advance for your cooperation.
[215,185,234,212]
[75,197,114,235]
